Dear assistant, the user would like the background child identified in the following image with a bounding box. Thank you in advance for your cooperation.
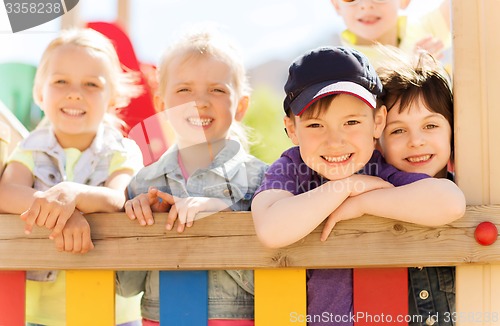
[251,46,465,325]
[0,29,143,326]
[377,49,455,325]
[116,27,267,325]
[330,0,452,70]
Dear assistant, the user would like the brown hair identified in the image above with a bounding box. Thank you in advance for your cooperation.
[376,48,454,155]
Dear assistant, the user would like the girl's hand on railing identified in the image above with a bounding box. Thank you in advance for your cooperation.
[165,196,229,233]
[20,182,78,238]
[124,187,174,226]
[52,211,94,254]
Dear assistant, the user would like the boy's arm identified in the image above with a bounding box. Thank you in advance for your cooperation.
[252,175,392,248]
[339,178,465,226]
[252,186,346,249]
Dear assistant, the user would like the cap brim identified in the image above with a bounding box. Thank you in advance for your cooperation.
[290,81,377,116]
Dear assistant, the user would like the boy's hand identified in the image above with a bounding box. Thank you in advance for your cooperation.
[321,197,362,241]
[165,197,228,233]
[415,36,445,59]
[347,175,393,197]
[21,182,78,238]
[124,187,174,226]
[52,211,94,254]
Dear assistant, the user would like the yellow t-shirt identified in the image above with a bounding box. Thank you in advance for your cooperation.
[11,148,142,325]
[340,8,452,72]
[400,7,452,73]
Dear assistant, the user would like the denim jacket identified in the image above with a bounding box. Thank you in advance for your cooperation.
[116,140,267,321]
[408,172,456,326]
[15,124,142,281]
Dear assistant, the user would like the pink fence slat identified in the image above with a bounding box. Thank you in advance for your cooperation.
[0,271,26,325]
[354,268,408,326]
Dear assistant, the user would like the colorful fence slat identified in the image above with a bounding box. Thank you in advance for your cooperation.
[160,270,208,325]
[255,269,306,325]
[353,268,408,326]
[66,270,115,325]
[0,271,25,325]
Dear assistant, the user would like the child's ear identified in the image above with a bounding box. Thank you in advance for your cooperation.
[284,115,299,145]
[154,94,166,112]
[400,0,411,10]
[234,96,249,122]
[33,85,43,109]
[373,105,387,139]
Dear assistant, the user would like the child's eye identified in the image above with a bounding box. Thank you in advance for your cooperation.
[54,79,67,85]
[84,82,99,88]
[345,120,360,126]
[424,124,438,129]
[212,88,226,94]
[390,128,404,135]
[177,88,189,93]
[307,123,322,128]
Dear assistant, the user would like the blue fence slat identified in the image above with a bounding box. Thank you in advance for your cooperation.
[159,270,208,325]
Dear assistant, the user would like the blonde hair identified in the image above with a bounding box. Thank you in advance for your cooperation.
[156,25,252,150]
[33,28,142,110]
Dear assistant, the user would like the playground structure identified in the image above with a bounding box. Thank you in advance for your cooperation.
[1,0,500,324]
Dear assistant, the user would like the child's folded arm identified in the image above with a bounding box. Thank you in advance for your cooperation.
[0,161,36,214]
[74,169,134,213]
[251,180,354,248]
[351,178,466,226]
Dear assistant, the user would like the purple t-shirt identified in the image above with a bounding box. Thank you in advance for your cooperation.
[255,146,429,326]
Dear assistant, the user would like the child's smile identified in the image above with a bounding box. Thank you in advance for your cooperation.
[285,93,386,180]
[60,107,86,118]
[380,98,452,178]
[187,116,214,128]
[358,15,381,25]
[160,54,246,148]
[405,154,433,164]
[322,153,353,164]
[36,44,113,150]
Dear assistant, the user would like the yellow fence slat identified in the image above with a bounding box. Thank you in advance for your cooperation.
[255,269,306,326]
[66,270,114,325]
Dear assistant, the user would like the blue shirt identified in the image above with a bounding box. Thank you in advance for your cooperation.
[119,140,267,321]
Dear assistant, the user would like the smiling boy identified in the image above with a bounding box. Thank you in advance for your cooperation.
[251,46,465,325]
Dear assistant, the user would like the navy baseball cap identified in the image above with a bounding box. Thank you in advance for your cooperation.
[284,46,383,116]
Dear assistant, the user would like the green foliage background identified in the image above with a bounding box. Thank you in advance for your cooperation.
[243,86,292,164]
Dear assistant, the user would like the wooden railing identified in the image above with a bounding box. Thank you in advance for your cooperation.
[1,207,499,325]
[1,209,500,270]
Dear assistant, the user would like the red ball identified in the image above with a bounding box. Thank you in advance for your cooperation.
[474,221,498,246]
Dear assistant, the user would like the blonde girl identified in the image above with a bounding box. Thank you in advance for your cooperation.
[0,28,143,326]
[116,26,267,325]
